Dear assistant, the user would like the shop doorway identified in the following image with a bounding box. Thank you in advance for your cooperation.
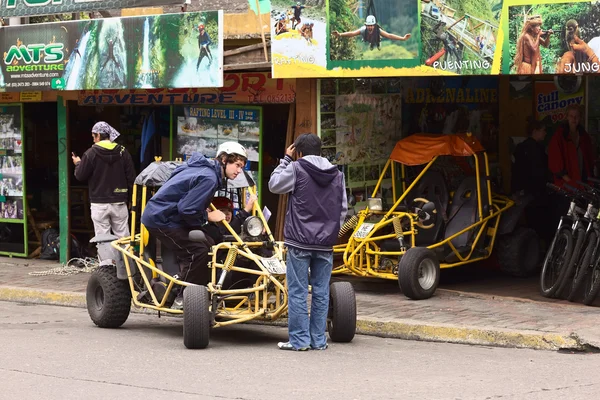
[67,102,171,253]
[22,102,59,258]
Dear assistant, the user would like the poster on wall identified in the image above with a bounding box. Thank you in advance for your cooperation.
[271,0,424,78]
[0,104,27,256]
[176,106,261,163]
[0,11,223,92]
[534,80,585,129]
[420,0,501,75]
[502,1,600,74]
[402,77,500,155]
[270,0,509,77]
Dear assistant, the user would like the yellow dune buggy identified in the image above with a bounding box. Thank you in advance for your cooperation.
[86,161,357,349]
[334,133,540,300]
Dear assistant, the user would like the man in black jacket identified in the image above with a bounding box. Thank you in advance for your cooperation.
[72,121,136,239]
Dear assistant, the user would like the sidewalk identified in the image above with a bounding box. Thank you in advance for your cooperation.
[2,257,600,351]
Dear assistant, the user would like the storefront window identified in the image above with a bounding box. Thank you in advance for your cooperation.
[319,78,403,210]
[173,105,263,204]
[0,104,27,256]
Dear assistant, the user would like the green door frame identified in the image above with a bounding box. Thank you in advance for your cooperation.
[57,96,69,264]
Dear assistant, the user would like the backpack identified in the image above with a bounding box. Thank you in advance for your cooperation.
[39,228,59,260]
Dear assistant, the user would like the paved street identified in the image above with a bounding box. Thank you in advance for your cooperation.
[2,301,600,400]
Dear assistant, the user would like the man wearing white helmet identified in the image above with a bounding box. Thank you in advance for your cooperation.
[141,142,247,308]
[332,14,411,51]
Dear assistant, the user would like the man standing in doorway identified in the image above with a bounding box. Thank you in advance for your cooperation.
[269,133,347,351]
[72,121,136,239]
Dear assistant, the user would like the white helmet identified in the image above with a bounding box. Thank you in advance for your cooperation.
[365,15,376,26]
[217,141,247,159]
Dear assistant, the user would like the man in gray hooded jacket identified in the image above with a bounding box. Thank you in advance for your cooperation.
[269,133,347,351]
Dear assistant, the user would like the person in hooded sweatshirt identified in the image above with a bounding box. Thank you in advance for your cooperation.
[72,121,136,240]
[269,133,347,351]
[140,142,247,308]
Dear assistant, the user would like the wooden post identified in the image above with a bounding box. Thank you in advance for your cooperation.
[57,96,70,264]
[255,0,269,62]
[275,105,296,240]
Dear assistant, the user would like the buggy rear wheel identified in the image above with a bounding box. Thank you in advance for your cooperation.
[327,281,357,343]
[496,227,541,277]
[398,247,440,300]
[183,285,211,349]
[86,265,131,328]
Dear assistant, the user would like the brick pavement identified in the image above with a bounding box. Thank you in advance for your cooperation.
[2,257,600,351]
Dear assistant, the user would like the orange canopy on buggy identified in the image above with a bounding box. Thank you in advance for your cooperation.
[389,133,485,166]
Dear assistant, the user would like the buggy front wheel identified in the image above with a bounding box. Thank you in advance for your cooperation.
[86,265,131,328]
[398,247,440,300]
[183,285,211,349]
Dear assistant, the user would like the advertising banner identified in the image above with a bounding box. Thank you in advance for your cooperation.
[0,0,182,18]
[0,11,223,91]
[270,0,504,78]
[77,72,296,105]
[534,81,585,127]
[502,0,600,75]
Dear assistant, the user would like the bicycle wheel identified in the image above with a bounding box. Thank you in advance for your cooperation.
[567,231,598,302]
[540,227,573,298]
[583,256,600,305]
[556,226,586,299]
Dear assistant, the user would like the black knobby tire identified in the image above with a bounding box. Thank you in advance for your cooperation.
[556,226,586,298]
[496,227,541,277]
[398,247,440,300]
[183,285,211,349]
[583,258,600,305]
[568,231,598,302]
[86,265,131,328]
[540,227,573,298]
[327,281,357,343]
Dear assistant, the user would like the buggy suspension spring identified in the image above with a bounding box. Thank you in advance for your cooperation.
[224,248,238,270]
[393,217,402,237]
[339,215,358,237]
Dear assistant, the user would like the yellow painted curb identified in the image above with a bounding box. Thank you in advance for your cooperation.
[0,286,586,351]
[0,286,86,308]
[356,320,582,351]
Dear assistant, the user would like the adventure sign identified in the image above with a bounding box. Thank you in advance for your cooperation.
[0,0,182,18]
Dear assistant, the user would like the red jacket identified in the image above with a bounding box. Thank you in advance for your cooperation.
[548,123,595,187]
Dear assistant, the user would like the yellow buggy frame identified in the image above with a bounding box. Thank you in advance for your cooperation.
[86,161,357,349]
[333,133,540,300]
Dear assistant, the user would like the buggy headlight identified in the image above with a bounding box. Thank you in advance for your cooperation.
[243,216,264,237]
[368,198,383,211]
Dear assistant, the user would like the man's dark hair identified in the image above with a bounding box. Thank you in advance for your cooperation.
[93,132,110,140]
[526,116,545,136]
[294,133,321,156]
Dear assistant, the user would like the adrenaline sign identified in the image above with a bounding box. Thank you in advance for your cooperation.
[0,0,183,18]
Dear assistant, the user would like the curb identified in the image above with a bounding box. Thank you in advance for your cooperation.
[0,286,586,352]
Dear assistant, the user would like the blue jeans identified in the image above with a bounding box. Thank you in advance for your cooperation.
[286,246,333,349]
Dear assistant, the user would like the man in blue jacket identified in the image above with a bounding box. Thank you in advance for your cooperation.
[269,133,347,351]
[141,142,247,298]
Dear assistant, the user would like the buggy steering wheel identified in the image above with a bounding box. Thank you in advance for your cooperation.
[412,197,437,230]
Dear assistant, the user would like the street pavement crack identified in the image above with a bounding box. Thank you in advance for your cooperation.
[0,368,253,399]
[484,383,599,399]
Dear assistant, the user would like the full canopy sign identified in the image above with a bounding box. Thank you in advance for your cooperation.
[0,11,224,91]
[0,0,183,17]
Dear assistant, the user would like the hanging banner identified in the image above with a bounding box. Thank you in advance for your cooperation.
[270,0,504,78]
[502,0,600,75]
[0,11,224,92]
[0,0,182,18]
[534,81,585,126]
[77,73,296,105]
